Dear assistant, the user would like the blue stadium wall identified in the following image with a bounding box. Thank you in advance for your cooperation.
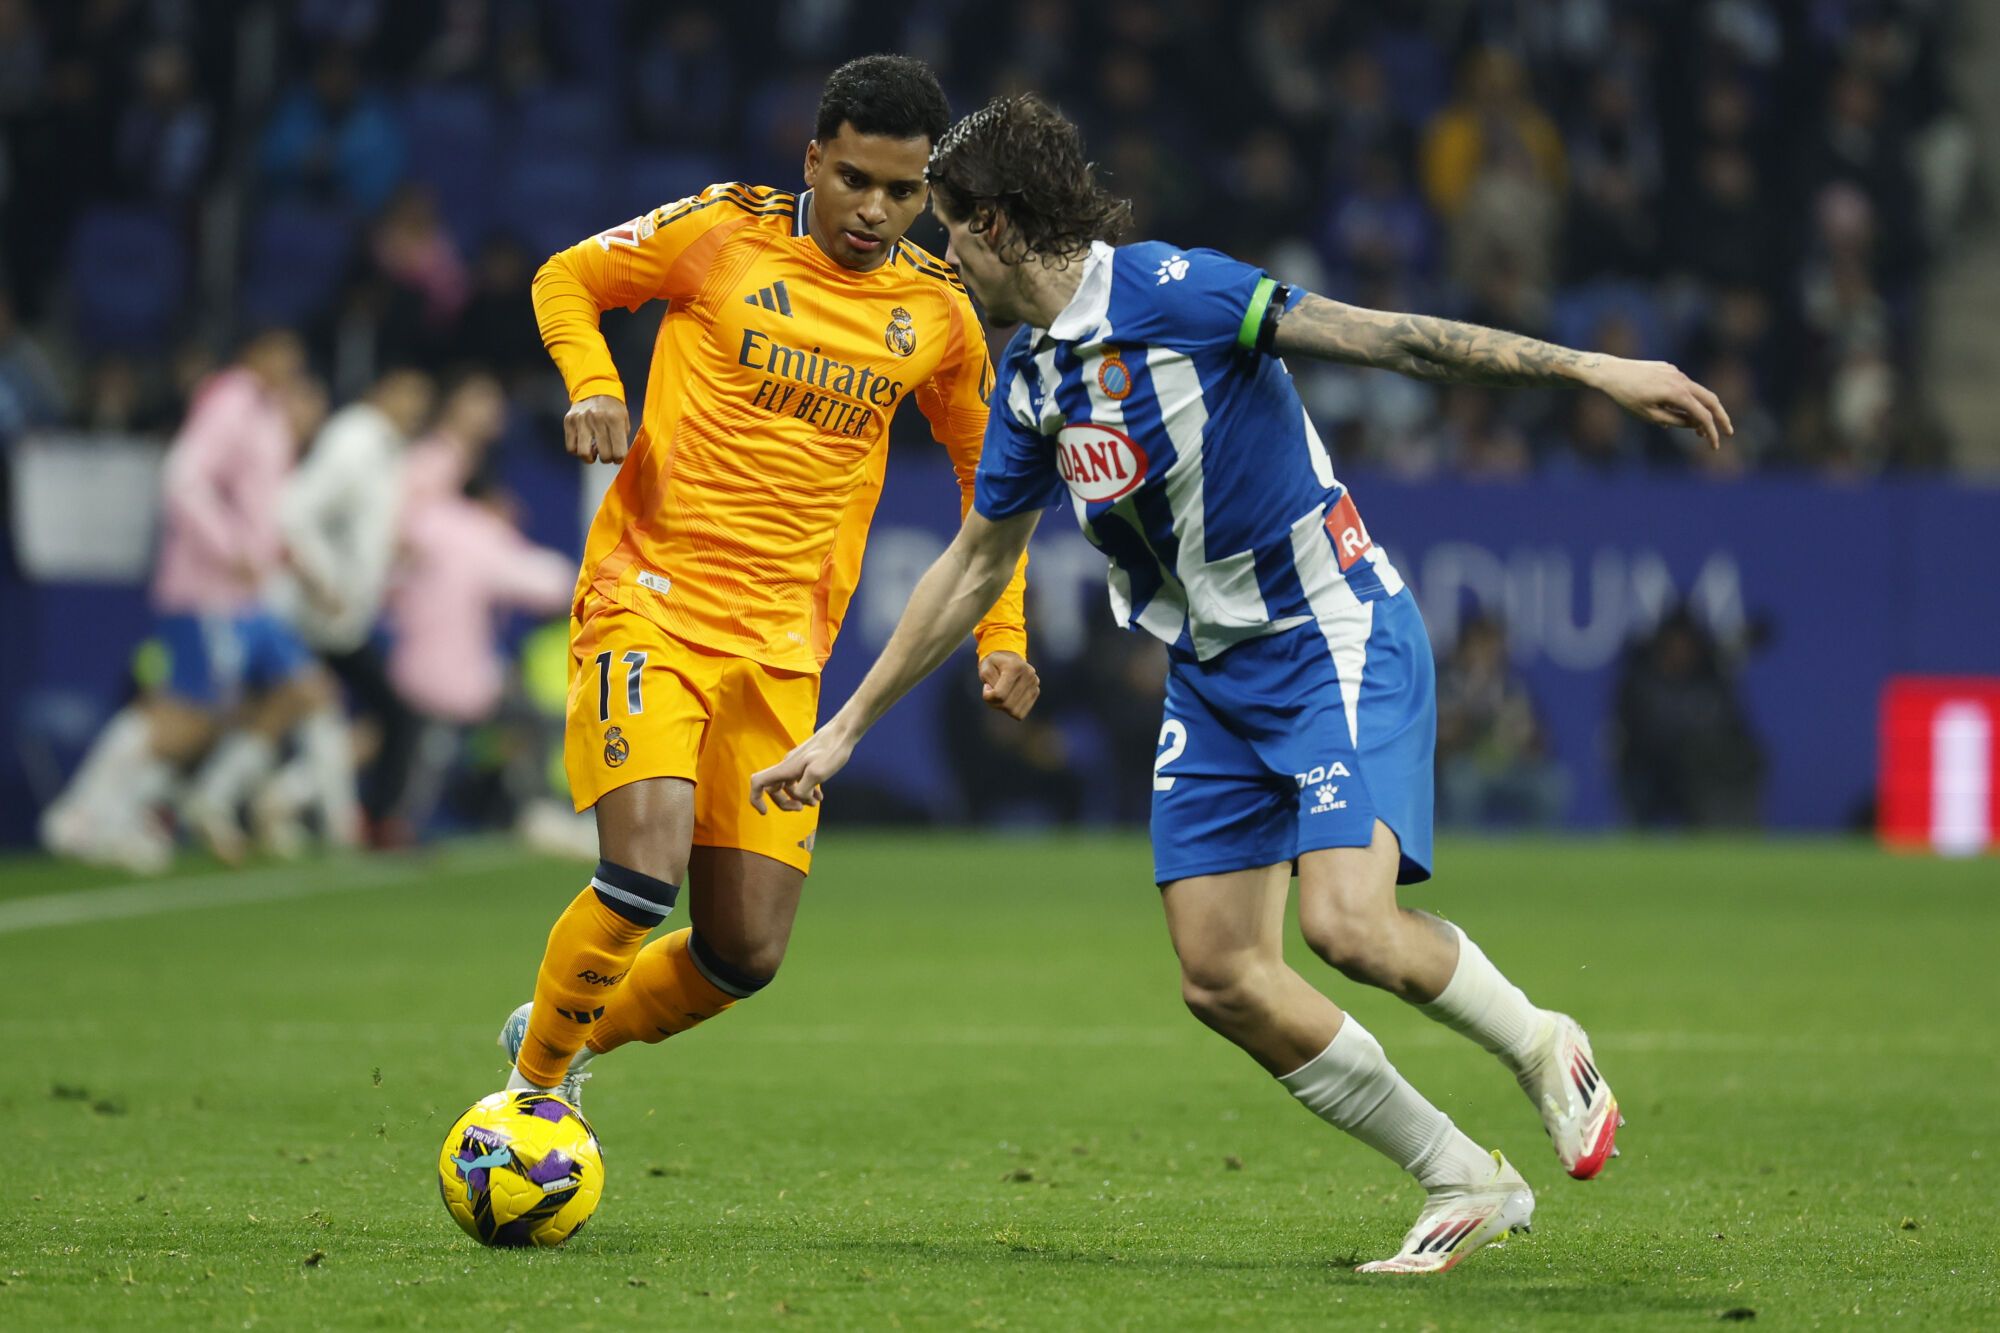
[5,462,1998,845]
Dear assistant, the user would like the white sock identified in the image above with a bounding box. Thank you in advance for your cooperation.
[64,706,169,818]
[192,732,277,816]
[1278,1016,1495,1189]
[265,755,316,811]
[1419,923,1549,1068]
[297,709,361,846]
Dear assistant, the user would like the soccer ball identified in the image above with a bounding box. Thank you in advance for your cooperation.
[437,1090,604,1247]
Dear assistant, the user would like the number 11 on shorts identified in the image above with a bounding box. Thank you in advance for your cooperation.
[596,650,647,721]
[1154,719,1188,791]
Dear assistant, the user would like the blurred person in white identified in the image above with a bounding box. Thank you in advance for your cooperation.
[39,329,337,871]
[258,365,437,853]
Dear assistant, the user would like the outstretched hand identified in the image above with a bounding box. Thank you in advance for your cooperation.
[1588,359,1734,450]
[978,651,1041,720]
[749,724,857,814]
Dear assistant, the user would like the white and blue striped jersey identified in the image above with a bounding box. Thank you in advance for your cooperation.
[973,240,1406,660]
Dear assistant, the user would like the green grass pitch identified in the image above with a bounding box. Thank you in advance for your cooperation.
[2,834,1994,1329]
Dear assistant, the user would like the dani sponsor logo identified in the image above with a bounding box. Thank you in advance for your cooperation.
[1055,423,1147,504]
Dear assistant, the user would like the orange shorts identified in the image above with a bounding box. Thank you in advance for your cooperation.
[565,598,821,873]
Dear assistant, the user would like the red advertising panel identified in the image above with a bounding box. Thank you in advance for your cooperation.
[1879,677,2000,855]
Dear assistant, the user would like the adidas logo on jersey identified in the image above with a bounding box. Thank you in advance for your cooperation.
[745,281,794,317]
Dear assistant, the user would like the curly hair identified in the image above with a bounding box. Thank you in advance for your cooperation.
[927,94,1132,264]
[815,54,950,145]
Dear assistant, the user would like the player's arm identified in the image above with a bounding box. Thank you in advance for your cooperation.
[531,185,749,463]
[1270,293,1734,449]
[531,235,635,464]
[749,508,1041,813]
[917,302,1037,718]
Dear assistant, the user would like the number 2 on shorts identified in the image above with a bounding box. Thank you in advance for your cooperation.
[1154,719,1188,791]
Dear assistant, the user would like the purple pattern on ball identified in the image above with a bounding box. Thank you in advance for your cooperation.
[525,1151,575,1186]
[527,1097,571,1123]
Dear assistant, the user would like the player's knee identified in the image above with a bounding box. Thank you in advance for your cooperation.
[688,929,778,1000]
[1298,898,1394,982]
[1178,958,1275,1032]
[599,835,688,889]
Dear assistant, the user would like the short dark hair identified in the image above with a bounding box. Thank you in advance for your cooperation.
[927,94,1132,263]
[815,54,950,146]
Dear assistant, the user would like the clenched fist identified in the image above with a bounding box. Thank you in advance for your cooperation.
[564,394,632,464]
[978,651,1040,720]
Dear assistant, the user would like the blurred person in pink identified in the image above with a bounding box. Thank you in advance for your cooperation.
[383,373,574,834]
[389,481,573,727]
[40,329,341,870]
[400,369,506,512]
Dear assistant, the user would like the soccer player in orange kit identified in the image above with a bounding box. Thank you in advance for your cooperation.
[497,56,1036,1101]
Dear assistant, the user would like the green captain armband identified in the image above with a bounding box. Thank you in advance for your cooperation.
[1236,277,1288,354]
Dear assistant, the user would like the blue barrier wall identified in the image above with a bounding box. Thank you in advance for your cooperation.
[6,457,1997,843]
[819,462,2000,831]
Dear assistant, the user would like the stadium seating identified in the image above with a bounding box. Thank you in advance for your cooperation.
[404,85,499,251]
[240,201,356,327]
[66,208,188,353]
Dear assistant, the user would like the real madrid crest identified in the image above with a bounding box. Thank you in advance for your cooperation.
[885,306,916,357]
[604,726,630,767]
[1097,350,1133,400]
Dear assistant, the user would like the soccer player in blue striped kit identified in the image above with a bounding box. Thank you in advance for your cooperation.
[753,95,1732,1273]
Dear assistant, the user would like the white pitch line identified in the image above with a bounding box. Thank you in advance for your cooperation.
[0,846,518,936]
[0,1017,1954,1059]
[696,1026,1967,1056]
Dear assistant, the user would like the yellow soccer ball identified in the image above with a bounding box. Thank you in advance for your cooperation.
[437,1090,604,1247]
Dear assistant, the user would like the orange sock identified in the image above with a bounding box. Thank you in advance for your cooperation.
[587,928,753,1054]
[516,862,678,1087]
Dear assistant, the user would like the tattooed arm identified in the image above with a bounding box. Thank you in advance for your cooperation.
[1271,293,1734,448]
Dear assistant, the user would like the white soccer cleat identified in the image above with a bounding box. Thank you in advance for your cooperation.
[498,1001,593,1106]
[182,794,248,866]
[249,784,309,860]
[1518,1012,1622,1179]
[1356,1150,1534,1275]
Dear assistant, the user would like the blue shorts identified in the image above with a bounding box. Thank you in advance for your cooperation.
[1150,591,1436,886]
[155,611,315,708]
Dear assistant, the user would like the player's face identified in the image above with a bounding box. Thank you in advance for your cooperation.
[803,125,930,272]
[933,198,1020,323]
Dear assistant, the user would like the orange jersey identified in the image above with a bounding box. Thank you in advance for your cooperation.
[532,182,1028,674]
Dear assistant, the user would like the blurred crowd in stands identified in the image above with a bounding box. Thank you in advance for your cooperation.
[0,0,1978,476]
[0,1,1954,853]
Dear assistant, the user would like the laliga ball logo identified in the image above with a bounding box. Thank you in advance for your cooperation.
[1056,423,1148,504]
